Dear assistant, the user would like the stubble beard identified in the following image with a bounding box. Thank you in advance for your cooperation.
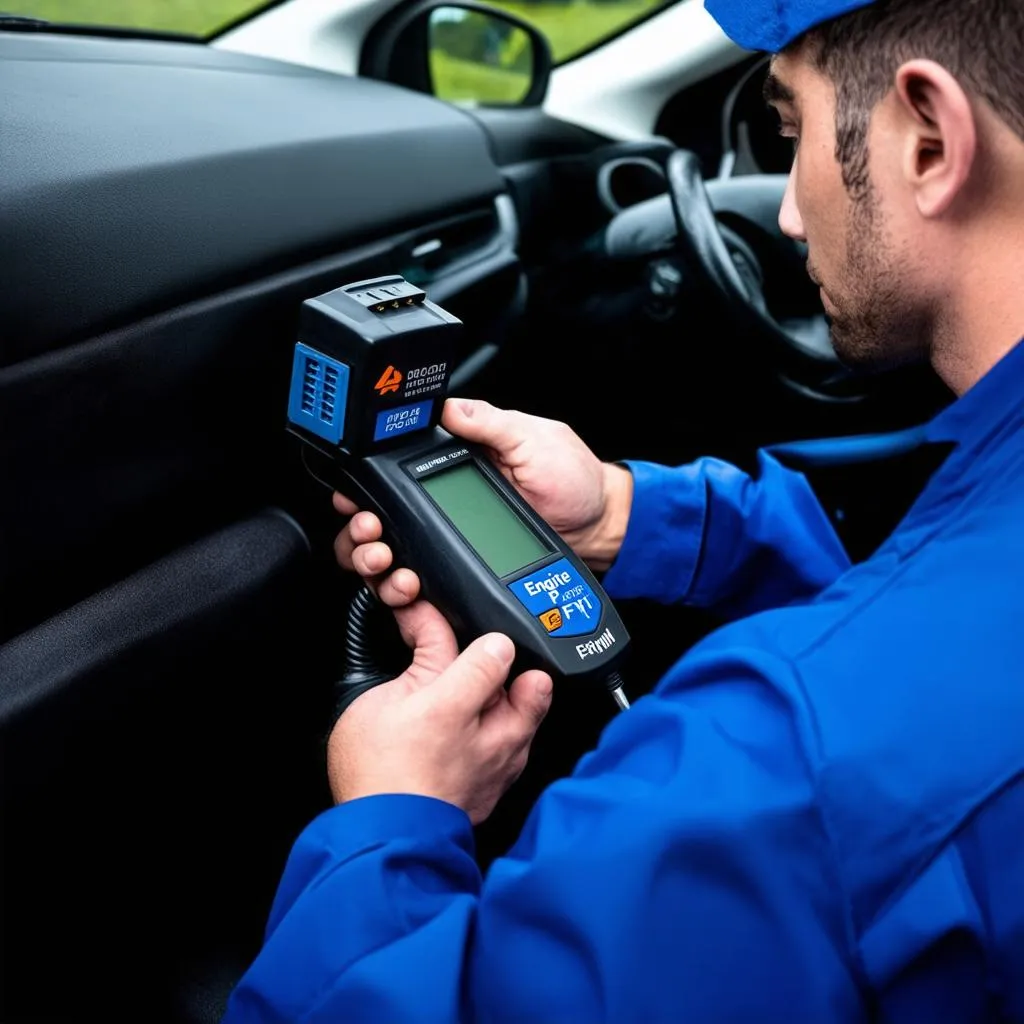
[819,184,934,373]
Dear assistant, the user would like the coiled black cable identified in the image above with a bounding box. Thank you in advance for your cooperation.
[344,585,383,676]
[332,586,396,723]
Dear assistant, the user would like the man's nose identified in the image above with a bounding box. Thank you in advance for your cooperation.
[778,167,805,241]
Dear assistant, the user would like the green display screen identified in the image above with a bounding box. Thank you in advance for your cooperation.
[420,461,550,578]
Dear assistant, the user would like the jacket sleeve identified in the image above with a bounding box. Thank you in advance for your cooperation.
[600,451,850,618]
[222,640,861,1023]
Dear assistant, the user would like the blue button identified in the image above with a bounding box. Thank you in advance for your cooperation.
[508,557,603,638]
[373,400,433,442]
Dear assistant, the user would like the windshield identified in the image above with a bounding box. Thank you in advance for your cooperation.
[3,0,671,63]
[487,0,669,63]
[0,1,273,36]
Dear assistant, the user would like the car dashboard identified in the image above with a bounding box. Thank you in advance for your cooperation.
[0,30,524,640]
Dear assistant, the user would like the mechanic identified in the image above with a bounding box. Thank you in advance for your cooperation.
[225,0,1024,1018]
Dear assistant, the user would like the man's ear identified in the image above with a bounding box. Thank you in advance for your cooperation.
[893,59,977,218]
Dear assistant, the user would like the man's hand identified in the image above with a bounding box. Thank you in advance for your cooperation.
[327,600,552,824]
[333,398,634,608]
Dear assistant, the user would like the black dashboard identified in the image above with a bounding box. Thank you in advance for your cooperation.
[0,32,508,365]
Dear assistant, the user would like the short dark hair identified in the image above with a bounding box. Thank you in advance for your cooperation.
[795,0,1024,199]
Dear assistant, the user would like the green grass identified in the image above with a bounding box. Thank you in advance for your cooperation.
[488,0,666,62]
[431,50,531,105]
[4,0,667,60]
[1,0,260,35]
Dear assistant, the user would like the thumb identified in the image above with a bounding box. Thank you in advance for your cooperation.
[435,632,515,715]
[442,399,528,460]
[393,601,460,688]
[507,670,554,731]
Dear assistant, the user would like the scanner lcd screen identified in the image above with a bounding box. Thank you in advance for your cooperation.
[420,461,550,578]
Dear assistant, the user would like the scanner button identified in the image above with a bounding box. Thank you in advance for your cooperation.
[538,609,563,632]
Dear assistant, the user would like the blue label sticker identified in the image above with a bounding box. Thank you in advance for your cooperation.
[373,400,433,442]
[287,343,349,446]
[507,557,603,638]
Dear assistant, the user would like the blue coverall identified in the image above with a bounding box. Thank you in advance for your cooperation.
[226,339,1024,1022]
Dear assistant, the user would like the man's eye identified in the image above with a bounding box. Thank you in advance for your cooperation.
[778,126,800,154]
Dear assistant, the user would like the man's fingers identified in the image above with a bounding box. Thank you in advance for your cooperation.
[333,511,384,571]
[331,505,418,607]
[442,399,529,461]
[506,670,554,732]
[349,511,383,544]
[474,670,550,788]
[332,491,359,515]
[333,528,356,571]
[352,541,393,579]
[394,601,460,684]
[334,530,391,577]
[434,632,515,713]
[377,567,421,607]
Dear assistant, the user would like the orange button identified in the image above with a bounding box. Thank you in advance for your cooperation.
[538,608,562,632]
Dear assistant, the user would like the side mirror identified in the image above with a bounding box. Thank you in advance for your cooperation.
[361,0,552,108]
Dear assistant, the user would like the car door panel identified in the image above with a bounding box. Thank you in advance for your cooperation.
[0,511,319,1021]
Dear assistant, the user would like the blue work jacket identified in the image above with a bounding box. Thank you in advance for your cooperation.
[225,340,1024,1023]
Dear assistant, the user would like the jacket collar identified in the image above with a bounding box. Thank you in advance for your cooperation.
[925,338,1024,451]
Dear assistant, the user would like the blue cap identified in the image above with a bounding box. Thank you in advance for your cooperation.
[705,0,876,52]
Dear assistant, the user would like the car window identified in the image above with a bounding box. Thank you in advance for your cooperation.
[4,0,672,63]
[480,0,672,63]
[0,0,272,36]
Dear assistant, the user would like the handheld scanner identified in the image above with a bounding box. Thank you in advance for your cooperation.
[286,276,630,698]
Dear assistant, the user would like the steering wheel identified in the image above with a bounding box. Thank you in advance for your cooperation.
[664,149,862,401]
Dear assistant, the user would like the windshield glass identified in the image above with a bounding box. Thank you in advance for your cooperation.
[484,0,669,63]
[0,1,272,36]
[3,0,671,62]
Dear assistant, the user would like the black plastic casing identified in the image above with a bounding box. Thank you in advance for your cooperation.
[298,276,457,456]
[303,430,630,687]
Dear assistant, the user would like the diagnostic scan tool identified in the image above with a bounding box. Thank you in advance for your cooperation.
[287,276,631,711]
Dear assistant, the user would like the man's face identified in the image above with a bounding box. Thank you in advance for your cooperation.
[767,51,933,371]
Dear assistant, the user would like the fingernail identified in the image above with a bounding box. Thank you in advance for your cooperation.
[537,675,553,699]
[483,633,513,663]
[453,398,474,418]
